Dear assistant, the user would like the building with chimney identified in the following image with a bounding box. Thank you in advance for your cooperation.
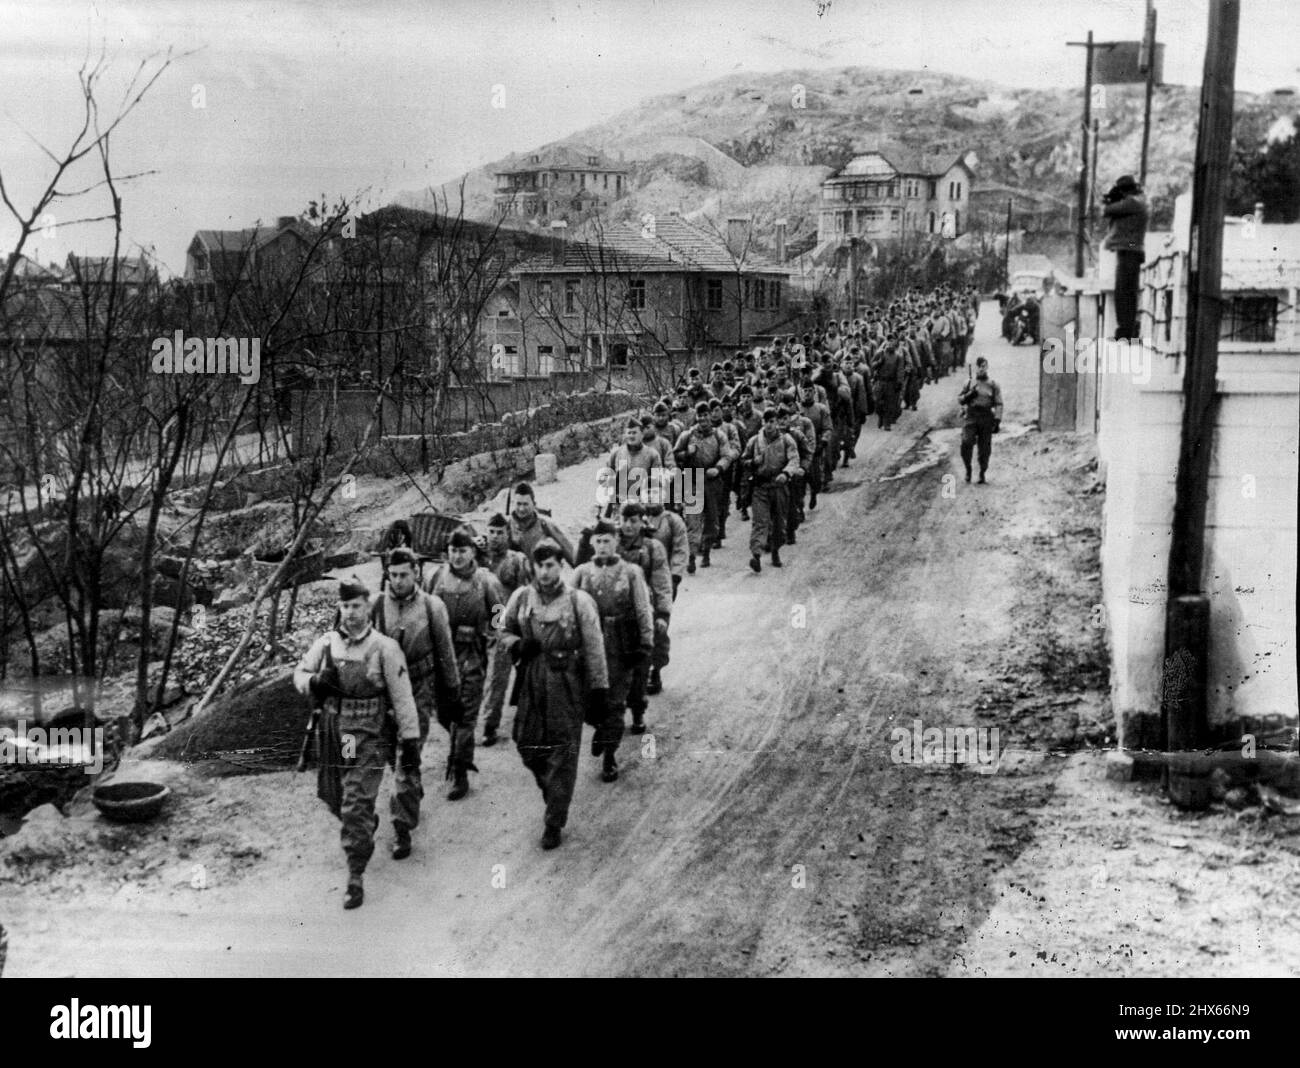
[493,145,629,225]
[815,148,977,248]
[485,213,789,378]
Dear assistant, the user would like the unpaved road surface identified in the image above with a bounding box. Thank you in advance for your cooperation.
[6,304,1299,977]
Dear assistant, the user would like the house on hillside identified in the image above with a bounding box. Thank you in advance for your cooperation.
[815,148,976,249]
[486,213,789,380]
[494,145,629,225]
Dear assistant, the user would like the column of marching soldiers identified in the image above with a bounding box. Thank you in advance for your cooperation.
[294,284,981,908]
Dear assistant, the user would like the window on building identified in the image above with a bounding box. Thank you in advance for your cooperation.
[953,209,960,233]
[193,252,208,272]
[929,180,938,198]
[707,278,723,309]
[610,341,630,368]
[538,345,555,374]
[603,174,609,190]
[565,344,581,367]
[928,211,936,233]
[890,208,900,221]
[563,279,578,314]
[887,181,897,198]
[754,278,767,310]
[538,279,553,308]
[628,278,646,310]
[770,280,781,308]
[503,345,520,377]
[1162,289,1174,343]
[1221,294,1278,342]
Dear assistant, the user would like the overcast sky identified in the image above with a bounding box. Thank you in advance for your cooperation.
[2,0,1296,272]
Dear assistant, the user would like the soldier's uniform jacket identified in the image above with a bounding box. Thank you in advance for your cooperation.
[800,400,832,447]
[929,312,953,339]
[643,429,677,469]
[607,442,662,477]
[718,418,742,457]
[424,564,508,657]
[616,533,672,621]
[369,588,460,709]
[486,546,533,594]
[849,371,870,420]
[734,407,764,446]
[572,557,654,661]
[498,581,609,747]
[294,624,421,740]
[780,418,812,469]
[509,512,577,567]
[875,348,905,385]
[673,424,733,472]
[644,508,689,578]
[960,377,1004,422]
[743,429,801,481]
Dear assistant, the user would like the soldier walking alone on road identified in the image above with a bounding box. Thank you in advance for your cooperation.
[958,356,1004,485]
[424,529,508,800]
[294,576,423,909]
[573,520,654,783]
[370,548,463,861]
[498,539,609,850]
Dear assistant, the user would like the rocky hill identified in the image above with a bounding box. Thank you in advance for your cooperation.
[397,65,1295,255]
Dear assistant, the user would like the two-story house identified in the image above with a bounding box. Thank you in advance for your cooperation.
[817,149,976,246]
[488,213,789,378]
[494,145,629,225]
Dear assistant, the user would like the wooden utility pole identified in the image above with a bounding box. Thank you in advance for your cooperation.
[1140,2,1159,185]
[1164,0,1239,789]
[1004,198,1013,289]
[1068,32,1096,278]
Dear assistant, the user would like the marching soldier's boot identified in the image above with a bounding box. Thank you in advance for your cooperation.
[978,468,987,485]
[687,553,696,575]
[447,764,470,801]
[601,749,619,783]
[646,666,662,695]
[344,872,364,910]
[391,824,412,860]
[700,547,711,568]
[481,726,498,747]
[541,824,563,850]
[749,552,761,573]
[630,709,646,734]
[771,547,782,568]
[809,489,818,510]
[964,461,972,483]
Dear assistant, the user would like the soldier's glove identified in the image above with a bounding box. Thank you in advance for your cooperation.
[399,738,422,773]
[511,637,542,665]
[671,574,681,599]
[308,664,341,701]
[705,466,720,479]
[584,688,609,728]
[654,617,669,636]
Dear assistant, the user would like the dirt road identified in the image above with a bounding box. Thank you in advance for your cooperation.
[6,305,1298,976]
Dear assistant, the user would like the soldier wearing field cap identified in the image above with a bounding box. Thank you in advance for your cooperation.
[673,400,735,570]
[498,539,609,850]
[294,575,421,909]
[479,515,532,747]
[369,547,462,860]
[573,519,653,783]
[742,408,800,572]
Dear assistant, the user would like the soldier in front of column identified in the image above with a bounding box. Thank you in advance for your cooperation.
[479,514,532,747]
[573,520,654,784]
[424,529,508,800]
[742,408,800,573]
[294,576,422,909]
[958,356,1004,484]
[498,539,609,850]
[370,547,462,861]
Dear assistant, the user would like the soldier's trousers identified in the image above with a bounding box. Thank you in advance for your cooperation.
[787,473,805,541]
[337,714,392,875]
[961,418,994,474]
[596,656,635,753]
[750,481,788,555]
[450,642,486,770]
[904,372,921,408]
[652,621,670,671]
[683,474,725,554]
[878,382,901,426]
[519,742,580,830]
[480,635,513,736]
[389,706,431,832]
